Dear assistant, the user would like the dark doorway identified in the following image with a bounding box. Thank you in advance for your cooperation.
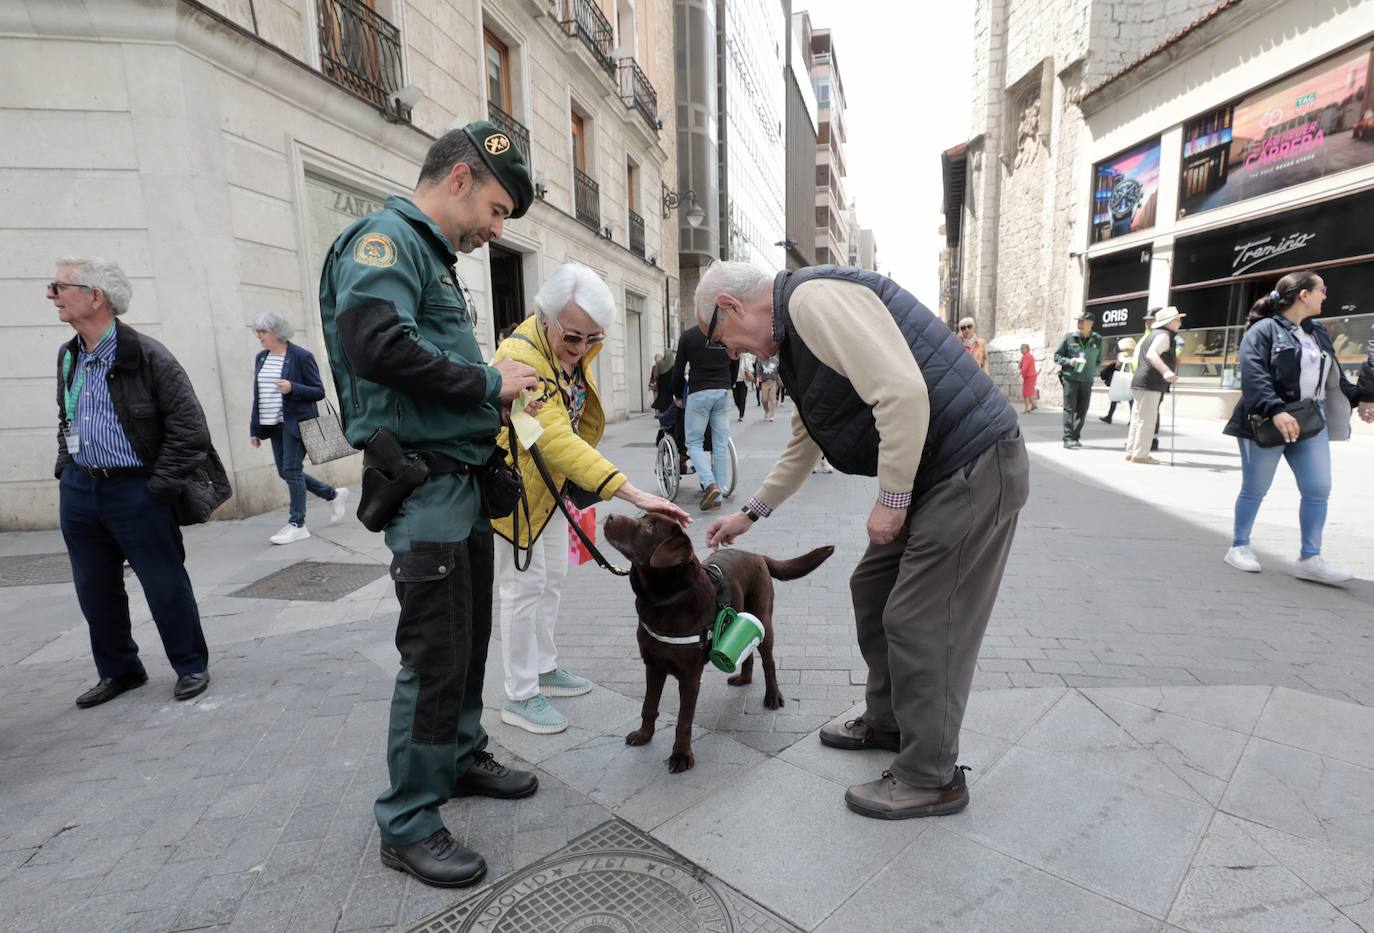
[489,244,526,339]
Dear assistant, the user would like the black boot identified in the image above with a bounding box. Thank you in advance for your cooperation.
[380,828,486,888]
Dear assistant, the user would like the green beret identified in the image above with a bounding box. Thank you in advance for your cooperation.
[463,120,534,220]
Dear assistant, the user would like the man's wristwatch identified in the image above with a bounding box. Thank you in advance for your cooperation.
[741,506,761,522]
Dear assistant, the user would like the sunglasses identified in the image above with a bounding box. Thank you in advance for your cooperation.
[560,330,605,346]
[705,305,724,349]
[959,324,973,330]
[47,282,92,297]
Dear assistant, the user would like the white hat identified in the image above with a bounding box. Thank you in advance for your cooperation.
[1152,306,1186,328]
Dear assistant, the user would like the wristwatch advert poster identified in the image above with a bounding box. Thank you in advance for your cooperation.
[1091,138,1161,244]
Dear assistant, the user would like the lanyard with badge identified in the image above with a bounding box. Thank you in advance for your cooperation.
[60,323,115,455]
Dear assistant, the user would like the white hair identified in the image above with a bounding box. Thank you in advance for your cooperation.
[57,256,132,316]
[534,262,615,328]
[958,317,976,329]
[692,261,772,328]
[252,311,295,341]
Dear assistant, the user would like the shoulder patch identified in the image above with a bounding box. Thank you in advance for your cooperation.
[353,232,396,268]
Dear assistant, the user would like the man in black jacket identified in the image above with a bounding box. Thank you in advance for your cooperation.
[49,257,212,707]
[671,324,739,510]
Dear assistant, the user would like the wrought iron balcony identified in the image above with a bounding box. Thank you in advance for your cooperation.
[559,0,616,77]
[618,58,658,133]
[486,102,530,164]
[574,168,600,230]
[628,208,645,258]
[318,0,408,119]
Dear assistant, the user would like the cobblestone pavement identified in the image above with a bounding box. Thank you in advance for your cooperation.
[0,396,1371,931]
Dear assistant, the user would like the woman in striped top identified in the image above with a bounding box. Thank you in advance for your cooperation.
[250,312,348,544]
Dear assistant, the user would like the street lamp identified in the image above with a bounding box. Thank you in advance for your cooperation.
[662,185,705,227]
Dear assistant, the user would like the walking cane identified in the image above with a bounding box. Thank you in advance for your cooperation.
[1170,389,1177,467]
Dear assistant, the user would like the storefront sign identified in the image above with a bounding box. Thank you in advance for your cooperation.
[1172,186,1374,285]
[1091,138,1162,243]
[1089,296,1150,336]
[1178,38,1374,217]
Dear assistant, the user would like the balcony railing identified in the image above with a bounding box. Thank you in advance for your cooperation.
[628,208,645,257]
[486,102,530,164]
[560,0,616,77]
[318,0,408,119]
[618,58,658,132]
[574,168,600,230]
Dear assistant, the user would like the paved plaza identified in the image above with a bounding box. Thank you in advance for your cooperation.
[1,397,1373,932]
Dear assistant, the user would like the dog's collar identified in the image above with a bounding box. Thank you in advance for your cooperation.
[637,562,734,651]
[639,622,709,646]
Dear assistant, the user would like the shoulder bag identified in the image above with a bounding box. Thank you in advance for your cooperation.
[1249,398,1325,448]
[299,399,356,464]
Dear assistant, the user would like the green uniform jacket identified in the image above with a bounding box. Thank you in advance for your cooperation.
[1054,331,1104,384]
[319,195,503,548]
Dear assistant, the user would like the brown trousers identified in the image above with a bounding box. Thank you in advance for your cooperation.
[849,431,1029,786]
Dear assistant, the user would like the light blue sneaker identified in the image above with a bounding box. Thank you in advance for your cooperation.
[501,694,567,734]
[538,666,593,697]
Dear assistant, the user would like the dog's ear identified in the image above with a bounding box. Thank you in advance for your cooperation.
[649,529,696,568]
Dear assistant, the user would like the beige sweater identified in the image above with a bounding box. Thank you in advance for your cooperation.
[752,279,931,512]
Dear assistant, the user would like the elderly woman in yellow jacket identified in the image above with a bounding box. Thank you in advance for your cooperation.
[492,263,689,734]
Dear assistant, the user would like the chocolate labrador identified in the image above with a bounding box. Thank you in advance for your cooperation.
[604,513,833,772]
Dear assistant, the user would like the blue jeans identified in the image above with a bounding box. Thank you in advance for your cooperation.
[684,389,731,490]
[1232,425,1331,557]
[264,424,336,526]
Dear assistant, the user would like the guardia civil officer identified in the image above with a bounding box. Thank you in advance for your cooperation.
[319,123,541,888]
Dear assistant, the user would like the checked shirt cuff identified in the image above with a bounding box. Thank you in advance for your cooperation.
[878,488,912,511]
[745,496,773,518]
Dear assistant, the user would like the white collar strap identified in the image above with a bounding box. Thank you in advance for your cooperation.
[640,621,708,646]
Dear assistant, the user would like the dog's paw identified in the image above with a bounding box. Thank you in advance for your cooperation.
[667,750,695,773]
[625,728,653,746]
[726,672,753,687]
[763,690,785,709]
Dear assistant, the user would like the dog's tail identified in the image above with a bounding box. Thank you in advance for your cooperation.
[764,545,834,581]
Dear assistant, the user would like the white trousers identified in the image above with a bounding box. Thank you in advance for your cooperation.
[1126,389,1164,459]
[496,511,568,701]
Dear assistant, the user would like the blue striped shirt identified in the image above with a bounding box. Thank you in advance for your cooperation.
[68,328,143,469]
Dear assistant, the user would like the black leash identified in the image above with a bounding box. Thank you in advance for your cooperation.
[525,441,629,577]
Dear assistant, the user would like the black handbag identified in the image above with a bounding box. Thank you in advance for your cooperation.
[1249,398,1325,448]
[174,444,232,525]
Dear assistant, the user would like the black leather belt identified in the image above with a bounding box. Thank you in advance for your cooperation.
[77,466,152,480]
[417,451,473,475]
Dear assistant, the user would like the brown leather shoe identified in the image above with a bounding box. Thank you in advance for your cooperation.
[699,484,721,510]
[844,767,970,820]
[819,716,900,753]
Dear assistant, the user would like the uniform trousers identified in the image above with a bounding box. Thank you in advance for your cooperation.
[848,432,1029,786]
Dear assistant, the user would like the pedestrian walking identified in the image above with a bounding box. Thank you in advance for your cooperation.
[318,122,543,888]
[671,320,739,510]
[1222,270,1359,584]
[1125,311,1184,464]
[958,317,989,372]
[757,356,781,421]
[49,257,214,707]
[1360,322,1374,421]
[1098,336,1135,424]
[491,264,687,736]
[1053,312,1103,448]
[699,261,1027,821]
[731,350,749,421]
[1018,343,1038,413]
[249,312,349,544]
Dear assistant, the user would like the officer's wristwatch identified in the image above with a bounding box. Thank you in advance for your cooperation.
[741,505,761,522]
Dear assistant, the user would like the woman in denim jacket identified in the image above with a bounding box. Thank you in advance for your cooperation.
[1221,270,1359,584]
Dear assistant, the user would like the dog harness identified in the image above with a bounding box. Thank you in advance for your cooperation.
[638,563,733,655]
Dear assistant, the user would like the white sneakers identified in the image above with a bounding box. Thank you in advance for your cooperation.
[330,487,351,524]
[1223,546,1262,573]
[1294,555,1354,585]
[1224,547,1353,585]
[270,524,311,545]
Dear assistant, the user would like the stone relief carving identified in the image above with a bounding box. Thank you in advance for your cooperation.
[1014,92,1040,170]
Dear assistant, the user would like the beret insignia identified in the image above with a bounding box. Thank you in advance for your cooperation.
[354,232,396,268]
[485,133,511,156]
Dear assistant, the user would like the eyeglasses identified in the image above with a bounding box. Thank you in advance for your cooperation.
[959,324,973,331]
[47,282,92,297]
[705,305,724,349]
[559,330,605,347]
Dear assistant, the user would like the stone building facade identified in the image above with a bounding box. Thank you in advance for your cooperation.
[0,0,677,530]
[944,0,1229,402]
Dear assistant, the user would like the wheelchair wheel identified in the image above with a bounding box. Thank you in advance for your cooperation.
[655,433,681,501]
[720,437,739,499]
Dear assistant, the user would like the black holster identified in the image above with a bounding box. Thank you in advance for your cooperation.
[357,427,431,533]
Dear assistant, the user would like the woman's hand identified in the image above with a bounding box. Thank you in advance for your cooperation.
[1360,402,1374,424]
[275,379,292,394]
[1272,411,1301,443]
[250,437,261,448]
[615,483,691,526]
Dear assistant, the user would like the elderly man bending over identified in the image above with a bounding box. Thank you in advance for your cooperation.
[702,261,1029,820]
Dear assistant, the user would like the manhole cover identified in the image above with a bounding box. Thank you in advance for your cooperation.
[405,820,801,933]
[0,553,117,587]
[230,561,388,601]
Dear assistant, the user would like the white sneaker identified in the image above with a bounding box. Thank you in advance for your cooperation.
[1294,555,1353,585]
[269,524,311,545]
[330,487,350,524]
[1224,546,1262,573]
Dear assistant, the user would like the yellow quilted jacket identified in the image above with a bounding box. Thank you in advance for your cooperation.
[490,314,627,547]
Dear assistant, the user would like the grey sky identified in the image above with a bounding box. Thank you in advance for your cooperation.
[797,0,975,307]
